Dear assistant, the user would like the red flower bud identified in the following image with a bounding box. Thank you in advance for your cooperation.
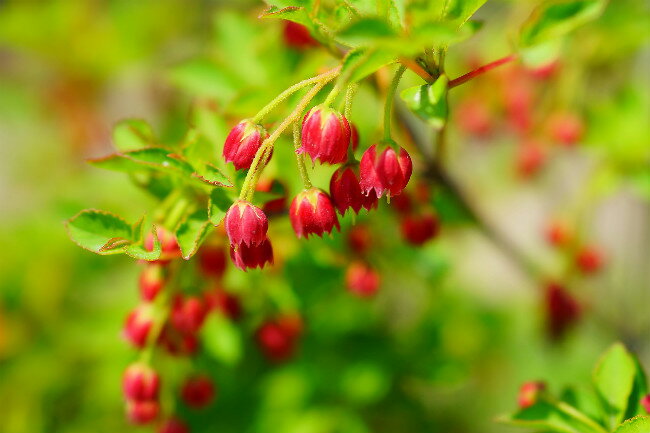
[139,263,165,301]
[330,165,378,216]
[400,212,440,246]
[548,112,583,146]
[576,246,604,274]
[390,191,413,215]
[126,399,159,424]
[289,188,340,238]
[229,237,274,271]
[145,226,181,261]
[223,120,267,170]
[158,325,199,356]
[123,363,160,401]
[123,304,154,348]
[158,417,190,433]
[518,381,546,409]
[204,288,242,321]
[256,320,297,362]
[170,295,207,334]
[641,394,650,414]
[516,141,546,178]
[456,97,493,138]
[545,283,581,339]
[276,313,303,339]
[345,262,380,297]
[350,123,359,151]
[282,21,318,50]
[359,143,412,199]
[545,220,572,247]
[300,105,350,165]
[224,200,268,247]
[198,244,227,279]
[181,375,216,409]
[346,224,372,256]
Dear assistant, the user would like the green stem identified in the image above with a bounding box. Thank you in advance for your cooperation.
[239,66,340,200]
[384,65,407,141]
[323,81,343,107]
[163,194,191,230]
[293,122,312,189]
[251,70,340,124]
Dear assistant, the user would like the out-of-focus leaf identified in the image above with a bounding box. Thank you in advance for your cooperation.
[341,47,396,82]
[336,17,397,47]
[66,210,133,255]
[614,417,650,433]
[168,59,240,101]
[400,75,448,129]
[175,210,213,260]
[201,313,243,366]
[208,188,233,226]
[260,5,312,28]
[498,400,588,433]
[112,119,155,152]
[593,343,637,423]
[519,0,607,48]
[378,0,405,30]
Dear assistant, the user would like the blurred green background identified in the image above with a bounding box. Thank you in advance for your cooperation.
[0,0,648,432]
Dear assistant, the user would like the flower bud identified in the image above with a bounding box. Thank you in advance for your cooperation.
[126,399,159,424]
[204,288,242,321]
[359,143,412,199]
[223,120,267,170]
[345,262,380,297]
[123,304,154,348]
[346,224,372,256]
[198,244,227,279]
[518,381,546,409]
[282,21,318,50]
[641,394,650,414]
[139,263,165,301]
[158,417,190,433]
[224,200,268,247]
[545,220,572,247]
[545,283,581,339]
[400,212,440,246]
[330,165,378,216]
[256,320,297,362]
[229,237,274,271]
[181,375,216,409]
[170,295,207,334]
[145,226,181,262]
[576,246,604,274]
[516,141,546,178]
[289,188,340,238]
[300,105,350,165]
[123,363,160,401]
[158,325,199,356]
[548,112,583,146]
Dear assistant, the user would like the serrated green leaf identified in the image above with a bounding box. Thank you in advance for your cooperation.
[593,343,637,423]
[400,75,448,129]
[259,5,313,28]
[89,148,196,179]
[66,210,133,255]
[201,314,243,366]
[112,119,154,152]
[124,225,161,261]
[193,162,234,188]
[208,188,233,226]
[378,0,405,30]
[176,210,213,260]
[519,0,607,48]
[614,416,650,433]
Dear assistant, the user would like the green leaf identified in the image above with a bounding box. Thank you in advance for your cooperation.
[193,162,234,188]
[112,119,155,152]
[593,343,638,423]
[400,75,449,130]
[614,416,650,433]
[498,400,585,433]
[378,0,405,30]
[201,313,243,366]
[125,225,161,261]
[412,0,488,28]
[168,59,240,101]
[90,148,196,180]
[341,48,396,83]
[175,210,213,260]
[336,17,397,46]
[66,210,133,255]
[259,5,313,28]
[208,188,233,226]
[519,0,607,48]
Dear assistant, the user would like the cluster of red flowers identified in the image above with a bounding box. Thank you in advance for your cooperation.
[390,182,440,247]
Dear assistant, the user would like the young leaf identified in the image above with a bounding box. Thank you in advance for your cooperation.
[593,343,638,424]
[259,5,313,28]
[208,188,233,226]
[341,47,396,83]
[175,210,213,260]
[66,210,133,255]
[400,75,449,130]
[519,0,607,48]
[614,416,650,433]
[201,313,243,366]
[112,119,155,152]
[192,162,234,188]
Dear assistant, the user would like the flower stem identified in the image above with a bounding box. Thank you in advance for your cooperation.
[251,69,340,124]
[240,66,340,200]
[399,58,434,83]
[448,54,517,89]
[293,122,312,189]
[384,65,407,141]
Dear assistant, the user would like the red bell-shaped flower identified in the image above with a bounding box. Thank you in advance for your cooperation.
[123,304,154,348]
[359,143,412,199]
[158,417,190,433]
[289,188,340,238]
[170,295,207,334]
[575,246,604,274]
[329,164,378,216]
[229,237,274,271]
[126,400,159,425]
[256,319,300,362]
[123,363,160,401]
[139,263,166,301]
[300,105,350,165]
[400,212,440,246]
[282,21,318,50]
[224,200,268,246]
[545,282,581,340]
[223,120,267,170]
[181,375,216,409]
[345,262,380,297]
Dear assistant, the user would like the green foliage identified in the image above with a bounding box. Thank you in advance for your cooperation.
[400,75,449,129]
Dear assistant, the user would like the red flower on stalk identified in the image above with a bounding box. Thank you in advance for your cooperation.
[123,304,154,348]
[181,375,216,409]
[300,105,351,165]
[123,363,160,401]
[330,164,378,216]
[345,262,380,297]
[139,263,165,301]
[282,21,318,50]
[289,188,340,238]
[126,400,159,425]
[223,120,268,170]
[518,381,546,409]
[359,143,412,199]
[224,200,268,247]
[229,237,274,271]
[400,212,440,246]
